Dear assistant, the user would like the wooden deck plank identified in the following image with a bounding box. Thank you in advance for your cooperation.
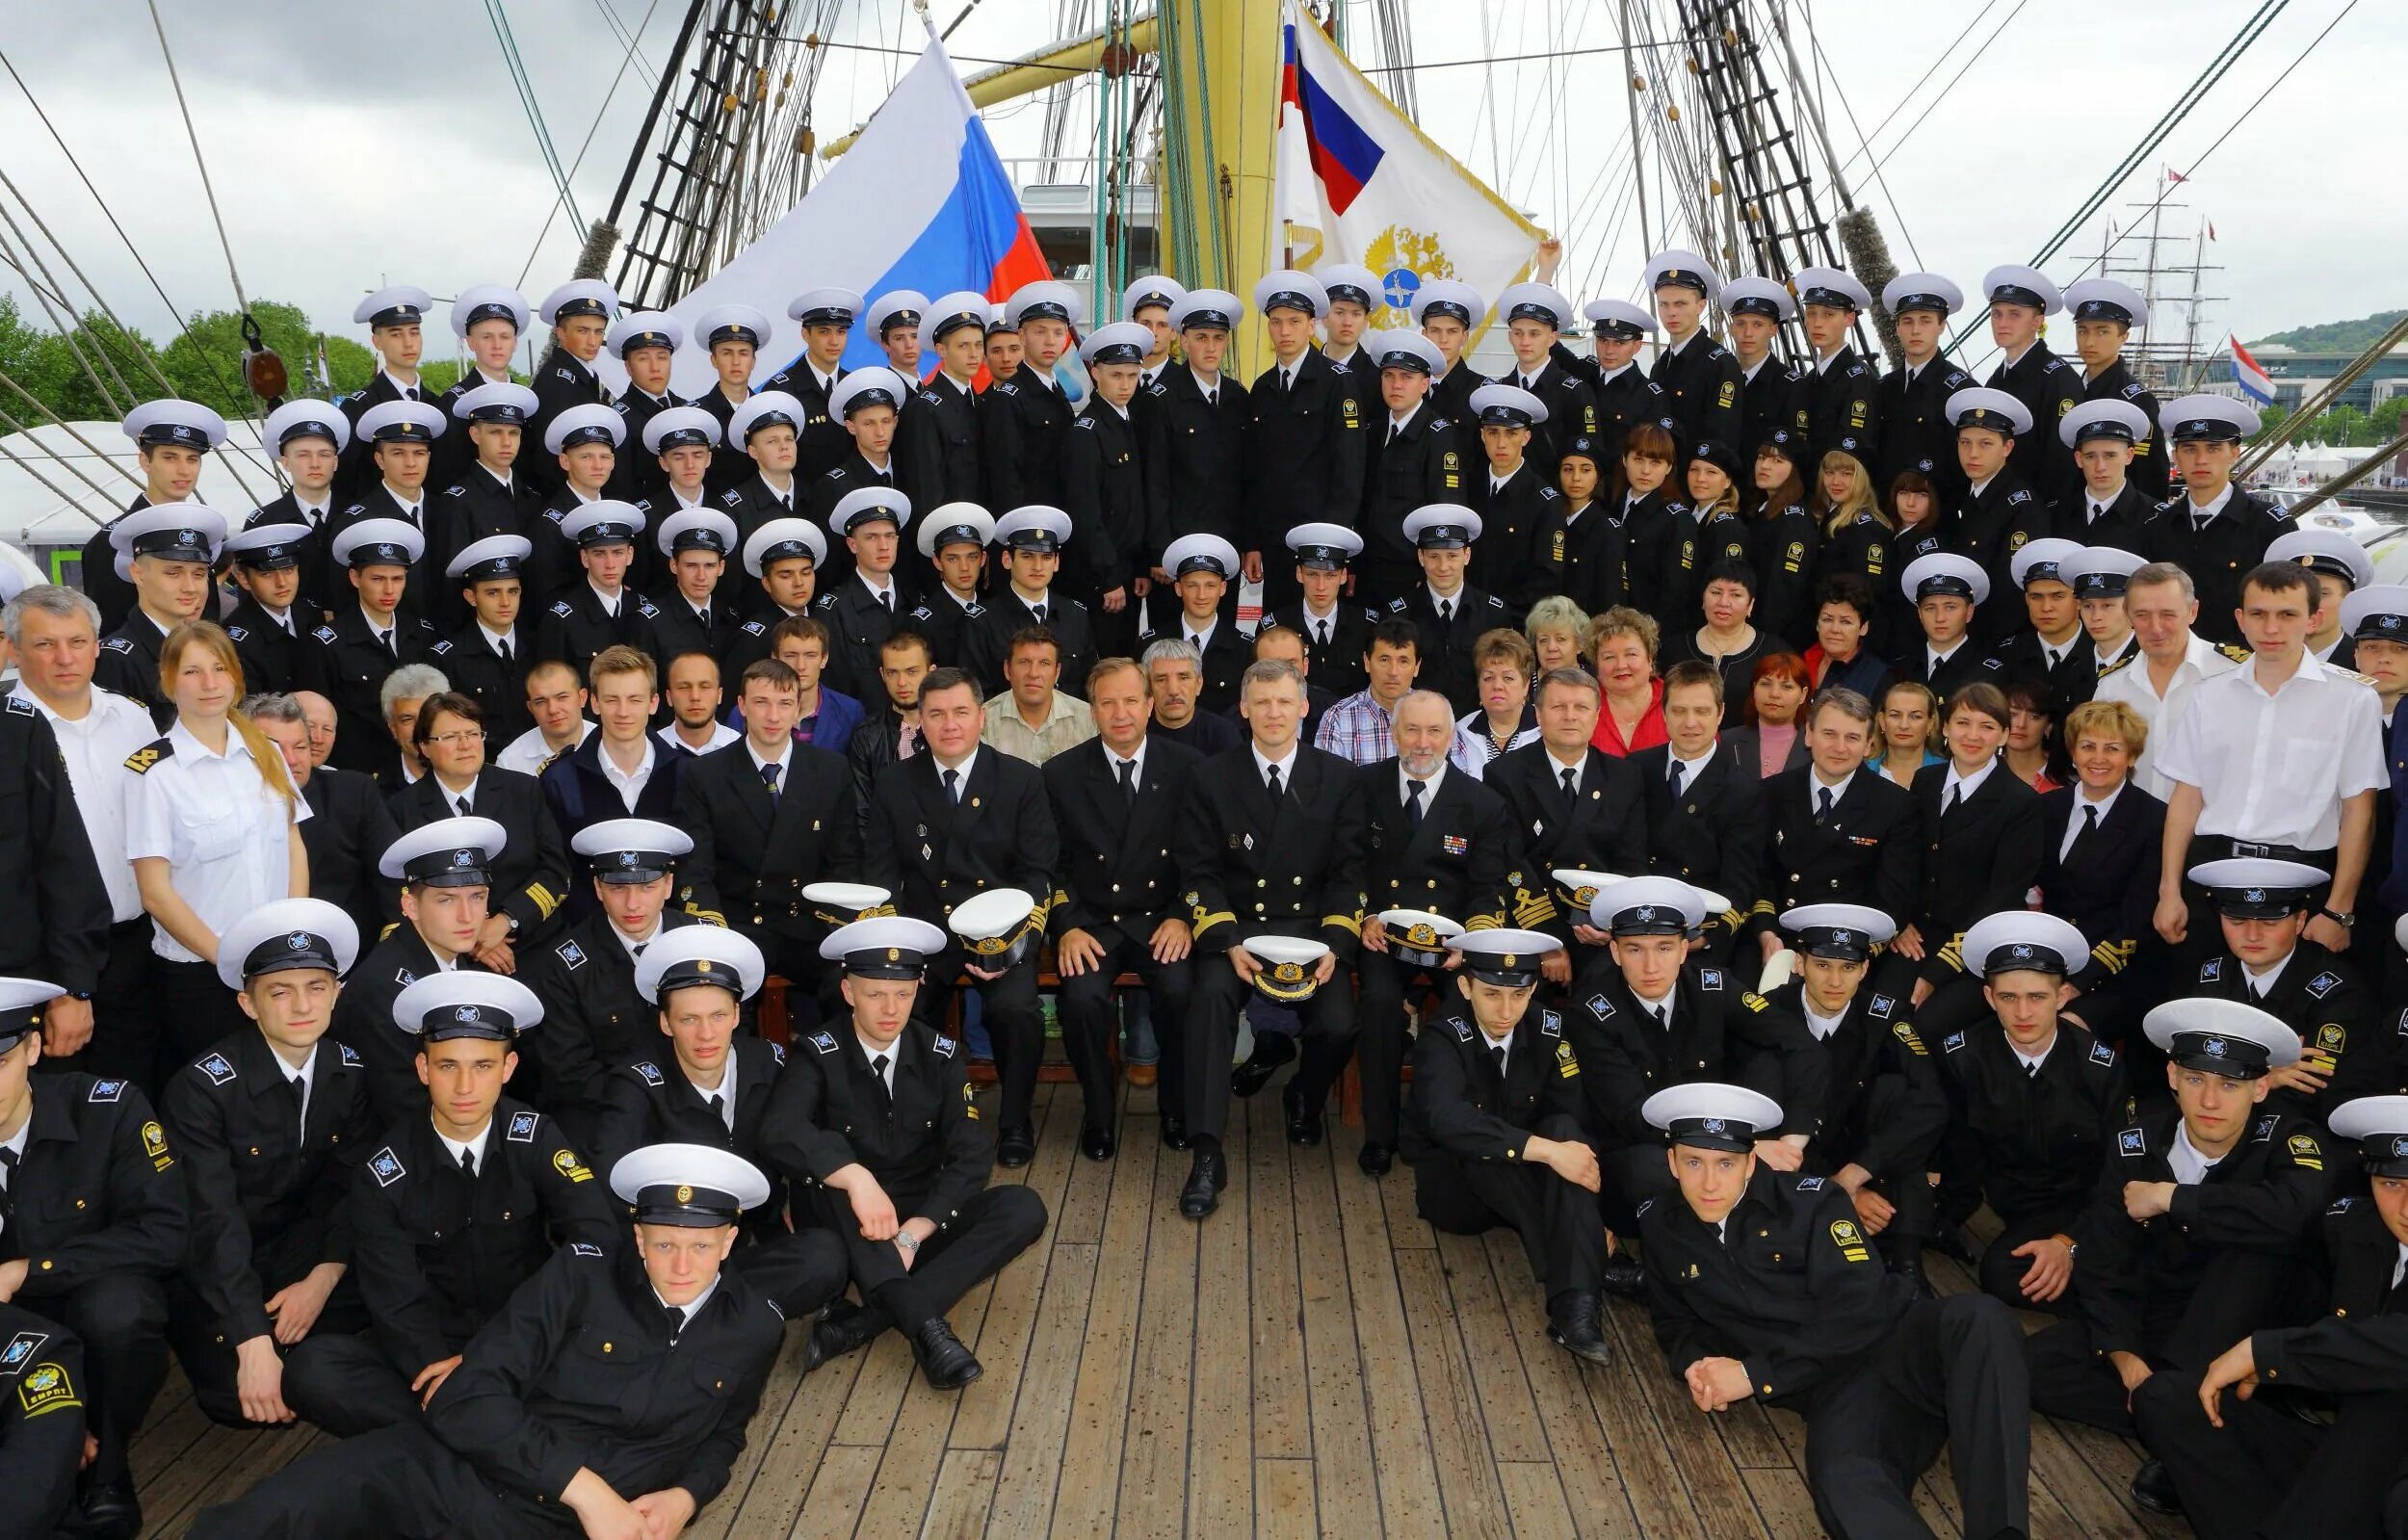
[1244,1085,1312,1460]
[948,1086,1077,1451]
[1481,1234,1643,1540]
[1329,1121,1448,1538]
[982,1241,1097,1535]
[1737,1465,1825,1540]
[1498,1459,1582,1540]
[844,1257,1011,1539]
[1393,1245,1513,1539]
[687,1321,818,1540]
[1431,1232,1548,1463]
[1186,1101,1255,1538]
[727,1344,871,1540]
[791,1444,883,1540]
[1255,1455,1322,1540]
[1600,1295,1763,1540]
[1046,1120,1158,1536]
[1290,1116,1382,1539]
[1114,1130,1200,1540]
[918,1448,1002,1540]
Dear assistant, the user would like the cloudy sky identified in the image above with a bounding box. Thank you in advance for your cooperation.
[0,0,2388,370]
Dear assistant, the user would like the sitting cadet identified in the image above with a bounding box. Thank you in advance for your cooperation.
[339,818,509,1129]
[2131,1093,2408,1539]
[1930,912,2134,1312]
[283,974,615,1438]
[1400,931,1611,1365]
[1637,1083,2030,1540]
[1569,875,1824,1295]
[188,1144,790,1540]
[2028,1000,2333,1518]
[1767,904,1948,1290]
[761,918,1050,1389]
[0,979,184,1539]
[520,819,707,1139]
[0,1298,85,1538]
[597,927,847,1318]
[160,899,376,1428]
[2186,857,2379,1123]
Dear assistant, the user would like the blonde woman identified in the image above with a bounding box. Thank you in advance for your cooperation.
[1810,449,1891,597]
[1873,679,1944,784]
[1587,607,1666,757]
[1525,595,1591,676]
[127,621,309,1072]
[1452,628,1542,773]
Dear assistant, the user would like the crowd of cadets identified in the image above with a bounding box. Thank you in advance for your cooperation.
[4,246,2408,1533]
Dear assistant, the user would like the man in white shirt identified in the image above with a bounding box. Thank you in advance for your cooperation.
[495,659,593,777]
[2098,561,2245,799]
[5,585,145,1069]
[656,651,739,757]
[2155,561,2386,954]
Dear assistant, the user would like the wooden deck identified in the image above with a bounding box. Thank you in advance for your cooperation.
[131,1077,2194,1538]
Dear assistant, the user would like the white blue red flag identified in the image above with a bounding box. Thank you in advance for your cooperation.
[2228,335,2275,405]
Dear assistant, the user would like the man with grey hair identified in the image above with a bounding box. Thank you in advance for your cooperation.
[293,689,339,770]
[1172,657,1367,1217]
[5,583,144,1077]
[373,661,451,789]
[2094,560,2247,799]
[1346,689,1519,1174]
[1142,636,1239,754]
[245,691,398,948]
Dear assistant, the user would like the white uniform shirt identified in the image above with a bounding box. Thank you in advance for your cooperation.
[2153,651,2387,849]
[11,686,156,923]
[2096,634,2243,800]
[123,718,308,963]
[496,719,595,777]
[598,737,658,814]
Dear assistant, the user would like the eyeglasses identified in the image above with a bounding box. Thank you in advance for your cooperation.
[426,730,487,747]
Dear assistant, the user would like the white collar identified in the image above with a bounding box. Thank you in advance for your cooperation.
[1967,473,1997,499]
[746,736,791,774]
[170,716,251,764]
[854,1031,903,1080]
[361,605,400,637]
[380,483,424,516]
[2241,947,2295,999]
[655,1276,719,1324]
[2038,629,2084,665]
[1183,614,1217,645]
[1479,1023,1517,1067]
[589,581,624,613]
[433,1118,493,1169]
[2009,1037,2052,1074]
[1189,366,1222,396]
[1105,740,1147,780]
[2002,340,2036,370]
[2085,482,2128,511]
[1009,583,1054,613]
[1670,741,1716,773]
[435,771,481,809]
[613,914,666,960]
[1399,759,1447,806]
[1388,402,1423,433]
[1664,330,1697,358]
[2171,1123,2226,1185]
[1596,360,1634,385]
[1927,640,1966,669]
[1814,345,1845,375]
[934,746,978,786]
[600,734,656,782]
[477,622,514,650]
[1107,398,1132,421]
[685,1050,735,1112]
[1426,584,1466,612]
[379,368,421,396]
[1629,983,1677,1017]
[2074,780,2124,822]
[2186,482,2237,519]
[1251,742,1300,782]
[857,571,896,601]
[1942,758,1999,802]
[1809,765,1856,803]
[1803,999,1849,1041]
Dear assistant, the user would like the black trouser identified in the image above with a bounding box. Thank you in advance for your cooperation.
[149,956,249,1089]
[24,1273,168,1486]
[188,1421,576,1540]
[1792,1292,2029,1540]
[41,920,156,1091]
[1975,1208,2081,1318]
[2135,1373,2408,1540]
[725,1226,850,1320]
[1410,1113,1605,1301]
[1803,1086,1938,1246]
[2026,1248,2300,1433]
[1057,934,1190,1134]
[811,1183,1047,1335]
[914,945,1044,1136]
[164,1268,370,1427]
[282,1331,432,1438]
[1354,951,1444,1146]
[1183,949,1355,1142]
[1601,1143,1675,1237]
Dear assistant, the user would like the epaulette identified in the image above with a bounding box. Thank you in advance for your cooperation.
[2215,641,2253,662]
[2199,956,2223,982]
[613,402,635,419]
[635,597,660,620]
[1740,991,1767,1012]
[1794,1175,1824,1191]
[1706,343,1730,360]
[1536,485,1560,502]
[555,366,579,382]
[368,1146,406,1187]
[430,639,453,656]
[1584,992,1615,1020]
[2116,1125,2146,1157]
[807,1031,838,1056]
[919,389,943,406]
[2265,501,2291,522]
[1641,381,1664,397]
[1867,994,1895,1019]
[963,602,985,617]
[1539,1009,1561,1037]
[2306,970,2342,1000]
[1388,598,1408,613]
[811,593,838,612]
[2097,651,2139,678]
[1145,383,1165,398]
[824,467,848,483]
[196,1051,236,1084]
[1451,1018,1475,1043]
[1430,415,1454,430]
[932,1033,957,1058]
[2332,666,2377,687]
[2041,355,2072,374]
[542,508,566,525]
[1,696,29,718]
[225,624,249,641]
[1979,657,2002,670]
[633,498,656,514]
[86,1078,123,1103]
[1942,1031,1966,1054]
[338,1042,360,1068]
[1845,360,1870,378]
[549,600,573,617]
[1943,369,1970,389]
[1852,511,1876,526]
[740,620,766,638]
[122,737,172,774]
[2120,381,2145,401]
[99,637,133,656]
[1698,968,1725,991]
[1073,417,1097,431]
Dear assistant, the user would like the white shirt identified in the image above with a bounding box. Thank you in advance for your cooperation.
[360,606,404,649]
[656,721,741,757]
[589,582,624,620]
[2393,1242,2407,1292]
[379,485,425,526]
[1398,760,1447,811]
[656,1276,719,1327]
[497,719,595,777]
[2240,947,2294,1002]
[0,1117,27,1209]
[2082,483,2129,523]
[1925,641,1966,677]
[612,915,665,963]
[1386,404,1423,440]
[1803,1003,1847,1042]
[477,622,516,656]
[2009,1037,2053,1076]
[2036,630,2084,671]
[1596,361,1635,388]
[279,1044,319,1131]
[1940,758,1999,808]
[433,772,482,817]
[687,1054,738,1131]
[1189,367,1223,404]
[1630,986,1677,1028]
[2154,651,2387,849]
[2060,781,2125,860]
[856,1031,902,1093]
[1967,474,1997,501]
[1426,584,1466,618]
[934,747,979,798]
[123,718,308,964]
[2098,633,2243,799]
[434,1118,494,1173]
[1105,741,1147,794]
[746,737,792,781]
[2183,483,2238,523]
[2169,1124,2225,1187]
[1252,743,1300,790]
[598,736,658,814]
[1808,765,1857,815]
[1184,615,1218,651]
[1668,744,1715,789]
[1479,1025,1517,1075]
[1545,745,1585,796]
[13,686,156,922]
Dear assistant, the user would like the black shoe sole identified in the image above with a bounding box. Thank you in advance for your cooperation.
[1546,1326,1613,1366]
[2129,1466,2184,1517]
[996,1136,1035,1168]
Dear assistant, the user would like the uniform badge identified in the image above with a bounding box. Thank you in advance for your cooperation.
[770,1042,787,1066]
[141,1120,172,1170]
[807,1032,838,1056]
[395,967,418,987]
[961,1082,980,1121]
[635,1061,667,1086]
[2117,1126,2146,1156]
[2253,1113,2280,1142]
[1539,1010,1561,1038]
[557,941,588,972]
[1555,1040,1579,1078]
[1585,993,1613,1019]
[932,1034,957,1058]
[1829,1219,1871,1262]
[1795,1175,1824,1191]
[553,1149,594,1183]
[1942,1031,1966,1054]
[87,1079,123,1103]
[2197,957,2222,982]
[2288,1133,2324,1171]
[16,1362,76,1418]
[1452,1019,1475,1043]
[1866,994,1894,1019]
[339,1042,360,1067]
[198,1054,236,1085]
[1699,969,1723,991]
[568,1241,603,1258]
[1891,1022,1927,1057]
[0,1333,43,1373]
[2317,1024,2346,1054]
[507,1110,539,1142]
[368,1147,406,1187]
[2088,1040,2117,1067]
[2306,971,2341,1000]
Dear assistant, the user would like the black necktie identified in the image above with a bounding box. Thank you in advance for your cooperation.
[869,1053,894,1111]
[2027,1061,2039,1080]
[879,589,894,613]
[1033,605,1047,625]
[459,1148,476,1178]
[1438,599,1453,622]
[1117,756,1139,807]
[455,795,471,817]
[707,1092,726,1125]
[944,767,961,804]
[1560,766,1578,800]
[2076,803,2098,848]
[1405,778,1426,829]
[760,761,781,803]
[379,628,396,659]
[1667,759,1686,797]
[1204,388,1217,407]
[498,637,513,664]
[1267,763,1284,799]
[1651,1005,1670,1032]
[1816,786,1835,824]
[664,1304,685,1339]
[287,1076,306,1137]
[1945,784,1961,815]
[1315,619,1329,648]
[1490,1044,1507,1080]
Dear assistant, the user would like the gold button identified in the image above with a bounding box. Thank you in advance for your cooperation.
[603,1343,614,1353]
[39,1261,50,1271]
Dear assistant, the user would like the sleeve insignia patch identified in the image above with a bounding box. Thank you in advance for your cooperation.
[553,1149,594,1183]
[2306,971,2341,1000]
[507,1110,539,1141]
[197,1054,236,1085]
[16,1362,76,1418]
[2089,1040,2117,1066]
[339,1043,361,1067]
[368,1147,406,1187]
[634,1061,666,1085]
[808,1031,838,1056]
[569,1240,604,1257]
[932,1034,957,1058]
[2118,1126,2146,1156]
[87,1079,123,1103]
[1867,994,1894,1019]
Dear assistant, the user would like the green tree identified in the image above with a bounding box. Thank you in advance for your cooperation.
[2249,404,2290,447]
[15,312,162,423]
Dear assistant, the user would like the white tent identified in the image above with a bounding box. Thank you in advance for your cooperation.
[0,420,283,558]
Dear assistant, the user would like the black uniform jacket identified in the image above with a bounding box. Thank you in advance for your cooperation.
[900,371,983,511]
[2063,481,2158,553]
[1910,762,2046,987]
[1268,601,1377,699]
[2072,1105,2333,1358]
[390,765,573,940]
[2249,1196,2408,1391]
[1143,367,1252,551]
[1931,1018,2133,1223]
[2135,490,2298,646]
[304,770,400,953]
[1060,400,1162,598]
[1505,357,1600,483]
[1400,1003,1587,1168]
[422,1239,783,1517]
[1755,766,1918,930]
[0,1300,85,1533]
[1634,742,1765,944]
[980,370,1071,513]
[2188,942,2381,1125]
[1985,342,2083,509]
[1175,744,1367,961]
[1799,345,1882,469]
[351,1098,617,1371]
[593,1038,794,1249]
[1360,404,1468,575]
[520,910,708,1121]
[224,595,308,695]
[1389,585,1510,718]
[296,604,439,777]
[1641,1166,1916,1403]
[1567,967,1823,1151]
[1989,628,2101,714]
[1042,737,1200,943]
[677,739,866,941]
[0,700,109,994]
[1472,462,1557,611]
[1760,980,1946,1176]
[10,1072,187,1302]
[333,930,489,1131]
[1874,355,1974,506]
[1651,332,1745,451]
[431,623,536,746]
[1549,349,1672,464]
[160,1029,377,1344]
[244,490,340,616]
[811,573,913,703]
[530,583,663,683]
[757,361,851,485]
[1243,351,1367,552]
[863,748,1060,936]
[92,609,174,726]
[2034,781,2164,990]
[757,1019,992,1223]
[1528,498,1625,618]
[966,590,1096,703]
[1487,743,1648,940]
[2084,358,2166,498]
[1613,489,1700,625]
[1359,759,1516,931]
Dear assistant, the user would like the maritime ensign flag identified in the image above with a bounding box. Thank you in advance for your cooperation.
[1272,5,1542,331]
[2228,335,2275,406]
[623,31,1051,396]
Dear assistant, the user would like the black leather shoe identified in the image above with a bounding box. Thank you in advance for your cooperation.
[2129,1459,2182,1516]
[1179,1147,1228,1218]
[908,1318,983,1390]
[995,1125,1036,1167]
[1546,1292,1612,1366]
[804,1299,878,1372]
[1888,1253,1933,1298]
[1599,1252,1647,1300]
[1231,1031,1298,1097]
[75,1481,142,1540]
[1924,1226,1976,1266]
[1161,1115,1191,1151]
[1283,1083,1323,1146]
[1356,1140,1392,1177]
[1081,1126,1117,1162]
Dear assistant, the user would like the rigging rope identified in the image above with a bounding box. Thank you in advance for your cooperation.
[484,0,588,240]
[516,0,667,289]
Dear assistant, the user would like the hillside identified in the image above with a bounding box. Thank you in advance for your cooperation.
[2252,310,2405,352]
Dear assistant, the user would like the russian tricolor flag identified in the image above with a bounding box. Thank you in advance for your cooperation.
[637,33,1053,396]
[2229,335,2275,406]
[1280,19,1385,216]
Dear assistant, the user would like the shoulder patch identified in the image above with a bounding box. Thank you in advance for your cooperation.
[568,1240,604,1258]
[1942,1031,1966,1054]
[13,1361,74,1418]
[225,625,249,641]
[87,1079,124,1104]
[932,1033,957,1059]
[1698,968,1724,991]
[1585,992,1614,1019]
[507,1109,539,1142]
[549,600,572,618]
[312,625,338,643]
[2288,1133,2324,1169]
[1388,598,1407,613]
[2306,970,2341,1000]
[0,1332,43,1376]
[963,602,985,617]
[634,1060,666,1086]
[393,967,417,988]
[807,1031,838,1056]
[1452,1018,1475,1043]
[0,696,28,718]
[740,619,766,637]
[196,1053,235,1084]
[99,637,133,655]
[2088,1039,2117,1067]
[768,1039,786,1065]
[2199,956,2223,982]
[122,739,171,774]
[720,488,746,507]
[338,1042,360,1067]
[1795,1175,1825,1191]
[1539,1009,1562,1038]
[2254,1112,2280,1142]
[1073,416,1097,431]
[556,940,588,971]
[368,1146,406,1187]
[1867,993,1895,1019]
[429,639,453,656]
[635,597,660,619]
[2117,1125,2146,1157]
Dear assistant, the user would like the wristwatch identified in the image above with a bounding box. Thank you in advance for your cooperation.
[894,1233,921,1252]
[2320,907,2356,929]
